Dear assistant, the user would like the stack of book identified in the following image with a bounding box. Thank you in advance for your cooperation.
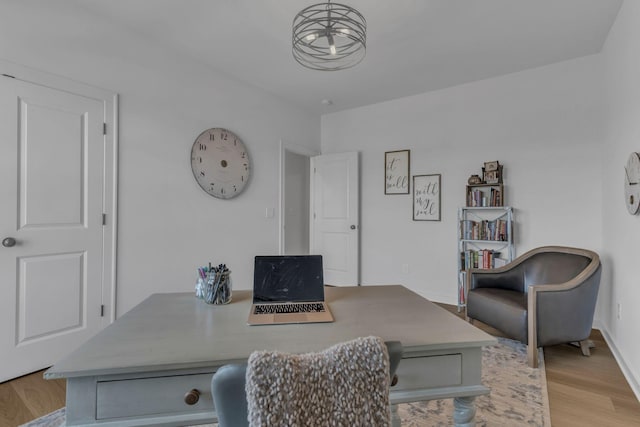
[460,249,505,269]
[460,219,508,241]
[467,188,502,207]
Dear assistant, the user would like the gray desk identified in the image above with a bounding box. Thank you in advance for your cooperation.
[46,285,495,426]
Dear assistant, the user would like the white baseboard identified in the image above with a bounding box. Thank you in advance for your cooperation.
[594,321,640,402]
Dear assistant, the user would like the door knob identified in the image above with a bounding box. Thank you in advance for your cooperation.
[2,237,16,247]
[350,225,357,230]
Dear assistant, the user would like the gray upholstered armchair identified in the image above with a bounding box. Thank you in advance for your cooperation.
[465,246,601,368]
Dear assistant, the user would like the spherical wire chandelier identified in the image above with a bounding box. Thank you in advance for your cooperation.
[292,1,367,71]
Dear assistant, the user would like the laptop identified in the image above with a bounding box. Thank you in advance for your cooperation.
[247,255,334,325]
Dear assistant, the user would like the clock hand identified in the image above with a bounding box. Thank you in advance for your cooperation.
[625,167,638,185]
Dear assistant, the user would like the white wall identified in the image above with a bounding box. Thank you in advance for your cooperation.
[0,2,319,315]
[321,55,604,306]
[600,0,640,398]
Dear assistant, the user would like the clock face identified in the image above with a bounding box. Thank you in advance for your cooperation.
[190,128,250,199]
[624,152,640,214]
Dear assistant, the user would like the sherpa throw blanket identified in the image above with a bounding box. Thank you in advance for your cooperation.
[246,336,391,427]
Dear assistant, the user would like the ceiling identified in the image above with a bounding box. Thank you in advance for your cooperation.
[57,1,624,115]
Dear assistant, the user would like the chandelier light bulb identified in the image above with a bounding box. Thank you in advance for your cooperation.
[328,34,337,55]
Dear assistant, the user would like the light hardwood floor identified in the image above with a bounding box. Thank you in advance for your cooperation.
[440,304,640,426]
[1,303,639,427]
[0,368,65,427]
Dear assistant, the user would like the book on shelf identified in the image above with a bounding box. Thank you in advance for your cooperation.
[460,219,508,241]
[460,249,504,270]
[466,187,502,207]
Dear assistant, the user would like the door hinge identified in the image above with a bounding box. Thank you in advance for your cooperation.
[100,305,105,317]
[103,123,107,135]
[102,213,107,225]
[2,73,16,79]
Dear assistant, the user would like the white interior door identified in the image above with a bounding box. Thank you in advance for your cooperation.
[310,152,359,285]
[0,76,107,382]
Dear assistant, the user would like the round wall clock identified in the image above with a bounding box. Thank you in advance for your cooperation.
[624,152,640,215]
[190,128,250,199]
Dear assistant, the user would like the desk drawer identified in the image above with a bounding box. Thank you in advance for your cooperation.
[393,353,461,391]
[96,372,214,420]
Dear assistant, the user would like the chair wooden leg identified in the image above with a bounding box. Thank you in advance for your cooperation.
[527,292,539,368]
[527,344,539,368]
[579,340,594,356]
[569,340,595,356]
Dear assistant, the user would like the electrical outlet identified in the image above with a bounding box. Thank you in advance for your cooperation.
[617,303,622,320]
[402,264,409,274]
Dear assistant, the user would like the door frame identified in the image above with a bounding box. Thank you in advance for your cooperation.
[278,140,318,255]
[1,59,119,323]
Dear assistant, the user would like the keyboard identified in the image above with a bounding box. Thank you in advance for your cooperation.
[253,303,326,314]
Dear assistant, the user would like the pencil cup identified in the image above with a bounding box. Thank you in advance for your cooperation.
[195,278,206,299]
[204,270,232,305]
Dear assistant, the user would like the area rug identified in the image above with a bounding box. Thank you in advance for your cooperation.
[21,338,550,427]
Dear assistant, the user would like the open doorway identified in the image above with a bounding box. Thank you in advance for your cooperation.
[279,141,317,255]
[279,142,360,285]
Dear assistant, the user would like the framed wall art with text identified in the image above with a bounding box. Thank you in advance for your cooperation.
[385,149,410,194]
[413,174,441,221]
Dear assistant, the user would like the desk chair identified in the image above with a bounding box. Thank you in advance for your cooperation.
[211,337,402,427]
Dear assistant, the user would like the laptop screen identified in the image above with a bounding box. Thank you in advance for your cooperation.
[253,255,324,303]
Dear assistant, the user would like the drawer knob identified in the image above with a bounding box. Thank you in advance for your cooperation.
[184,388,200,405]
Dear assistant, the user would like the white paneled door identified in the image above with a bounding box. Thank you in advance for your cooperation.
[310,152,359,285]
[0,76,107,382]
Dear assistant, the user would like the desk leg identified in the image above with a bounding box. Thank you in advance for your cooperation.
[390,403,401,427]
[453,396,476,427]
